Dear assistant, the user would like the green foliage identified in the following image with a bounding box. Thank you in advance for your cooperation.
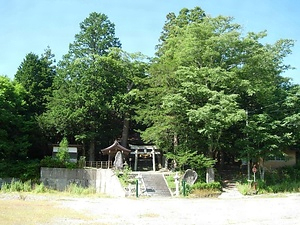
[0,160,40,181]
[40,156,64,168]
[0,180,96,195]
[189,182,222,198]
[116,165,133,186]
[236,182,254,195]
[33,182,47,193]
[68,12,121,58]
[191,182,222,191]
[1,179,32,192]
[181,181,222,197]
[237,165,300,194]
[0,76,31,160]
[15,48,55,116]
[65,183,96,195]
[165,148,215,171]
[40,156,77,169]
[136,6,296,166]
[56,137,70,162]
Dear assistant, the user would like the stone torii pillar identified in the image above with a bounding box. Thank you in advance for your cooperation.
[152,149,156,171]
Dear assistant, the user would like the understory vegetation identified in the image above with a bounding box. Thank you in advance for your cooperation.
[237,164,300,195]
[0,179,96,196]
[165,173,222,198]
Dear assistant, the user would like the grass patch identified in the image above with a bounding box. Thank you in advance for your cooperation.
[190,189,221,198]
[236,165,300,195]
[236,182,256,195]
[189,182,222,198]
[0,198,94,225]
[65,183,96,195]
[164,173,176,192]
[0,180,107,198]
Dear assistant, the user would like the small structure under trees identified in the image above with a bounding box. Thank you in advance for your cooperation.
[101,140,131,169]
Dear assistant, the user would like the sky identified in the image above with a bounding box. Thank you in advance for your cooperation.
[1,0,299,83]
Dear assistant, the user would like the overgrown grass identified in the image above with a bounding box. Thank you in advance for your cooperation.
[237,165,300,195]
[189,181,222,197]
[0,180,99,196]
[165,173,176,192]
[116,165,135,187]
[65,183,96,195]
[164,173,222,197]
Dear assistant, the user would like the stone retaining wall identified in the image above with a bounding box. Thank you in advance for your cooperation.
[40,167,125,197]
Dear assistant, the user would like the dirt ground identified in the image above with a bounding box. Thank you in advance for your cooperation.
[1,193,300,225]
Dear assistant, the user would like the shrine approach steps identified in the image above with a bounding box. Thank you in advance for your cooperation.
[141,172,172,197]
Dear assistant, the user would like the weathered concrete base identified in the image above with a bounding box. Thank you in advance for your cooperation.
[40,167,125,197]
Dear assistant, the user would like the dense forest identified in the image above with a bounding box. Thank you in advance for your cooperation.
[1,7,299,173]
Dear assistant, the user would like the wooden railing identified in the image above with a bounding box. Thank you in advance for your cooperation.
[85,161,112,169]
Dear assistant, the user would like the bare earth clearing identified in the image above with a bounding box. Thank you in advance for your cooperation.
[1,193,300,225]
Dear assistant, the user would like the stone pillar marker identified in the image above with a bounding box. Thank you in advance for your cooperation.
[174,172,180,197]
[206,167,215,183]
[134,150,138,171]
[152,149,156,171]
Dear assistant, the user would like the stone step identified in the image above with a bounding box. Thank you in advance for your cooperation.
[141,173,171,197]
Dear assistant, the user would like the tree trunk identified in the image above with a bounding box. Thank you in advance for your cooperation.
[173,134,178,169]
[219,149,224,169]
[121,117,129,147]
[89,140,95,161]
[208,145,214,159]
[259,158,265,181]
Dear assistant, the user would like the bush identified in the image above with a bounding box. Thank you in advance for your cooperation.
[33,183,47,193]
[40,156,77,169]
[116,165,133,187]
[65,183,96,195]
[0,160,40,182]
[191,182,222,191]
[236,165,300,195]
[1,179,32,192]
[189,182,222,197]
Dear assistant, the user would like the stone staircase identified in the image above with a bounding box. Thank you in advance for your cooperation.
[141,173,172,197]
[218,166,244,199]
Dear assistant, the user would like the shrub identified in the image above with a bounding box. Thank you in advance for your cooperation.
[40,156,64,168]
[236,165,300,195]
[0,160,40,181]
[40,156,77,169]
[65,183,96,195]
[33,183,47,193]
[1,179,32,192]
[189,182,222,197]
[56,137,70,163]
[191,182,222,191]
[116,165,133,187]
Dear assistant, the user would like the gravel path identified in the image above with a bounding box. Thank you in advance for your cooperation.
[1,193,300,224]
[59,194,300,225]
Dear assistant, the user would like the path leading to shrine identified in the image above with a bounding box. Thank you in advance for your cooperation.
[1,193,300,224]
[60,193,300,225]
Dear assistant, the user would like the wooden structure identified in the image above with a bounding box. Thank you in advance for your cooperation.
[100,140,131,169]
